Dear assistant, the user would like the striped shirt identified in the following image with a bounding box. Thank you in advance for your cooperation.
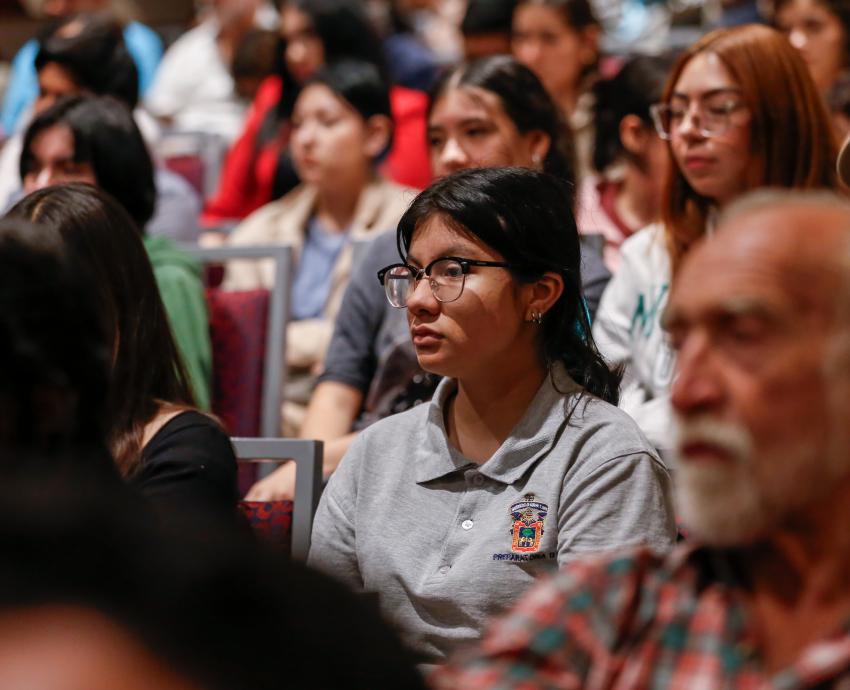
[431,544,850,689]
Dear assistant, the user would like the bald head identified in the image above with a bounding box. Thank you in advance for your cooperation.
[667,190,850,546]
[677,191,850,332]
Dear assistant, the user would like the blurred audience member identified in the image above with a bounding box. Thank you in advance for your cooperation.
[774,0,850,95]
[0,474,426,690]
[202,0,430,225]
[0,216,111,461]
[225,60,412,434]
[577,54,673,272]
[246,55,611,501]
[308,167,675,664]
[0,0,162,137]
[461,0,516,59]
[368,0,441,91]
[19,96,212,409]
[512,0,601,177]
[232,28,279,101]
[145,0,279,143]
[593,24,838,454]
[0,13,161,209]
[5,184,234,514]
[432,189,850,690]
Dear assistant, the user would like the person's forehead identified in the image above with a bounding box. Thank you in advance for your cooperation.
[673,52,738,97]
[408,214,498,262]
[432,86,505,124]
[670,205,848,319]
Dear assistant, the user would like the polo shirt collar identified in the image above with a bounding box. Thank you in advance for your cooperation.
[414,364,582,485]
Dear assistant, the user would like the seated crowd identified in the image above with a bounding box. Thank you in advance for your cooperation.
[3,0,850,686]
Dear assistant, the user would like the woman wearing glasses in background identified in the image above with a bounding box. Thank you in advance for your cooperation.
[592,24,838,455]
[308,167,676,666]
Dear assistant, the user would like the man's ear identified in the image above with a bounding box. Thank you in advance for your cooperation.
[524,271,564,321]
[363,115,393,159]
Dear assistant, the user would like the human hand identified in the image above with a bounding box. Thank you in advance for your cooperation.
[244,461,296,502]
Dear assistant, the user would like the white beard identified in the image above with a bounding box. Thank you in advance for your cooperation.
[673,415,840,547]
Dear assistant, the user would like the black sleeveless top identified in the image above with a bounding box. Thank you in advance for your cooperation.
[133,410,238,513]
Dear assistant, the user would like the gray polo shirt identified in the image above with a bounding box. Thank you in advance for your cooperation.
[308,366,676,664]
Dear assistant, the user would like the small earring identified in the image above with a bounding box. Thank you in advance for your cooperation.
[532,153,542,166]
[529,310,543,325]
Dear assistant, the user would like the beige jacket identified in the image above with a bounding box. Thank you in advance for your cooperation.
[224,178,415,369]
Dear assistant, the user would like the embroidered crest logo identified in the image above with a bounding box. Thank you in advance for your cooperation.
[510,494,548,553]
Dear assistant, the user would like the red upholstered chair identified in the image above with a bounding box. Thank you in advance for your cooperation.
[238,499,294,557]
[207,287,269,437]
[155,131,229,200]
[232,439,324,561]
[178,245,293,495]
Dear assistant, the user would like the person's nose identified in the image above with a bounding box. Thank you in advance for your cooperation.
[788,27,808,50]
[29,167,55,192]
[670,329,724,417]
[437,137,470,175]
[675,103,706,142]
[406,272,440,319]
[515,40,542,70]
[293,119,316,148]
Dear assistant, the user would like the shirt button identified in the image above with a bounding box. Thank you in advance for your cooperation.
[439,565,449,575]
[472,475,484,486]
[461,519,474,530]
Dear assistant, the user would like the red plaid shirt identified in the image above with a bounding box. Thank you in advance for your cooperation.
[431,544,850,689]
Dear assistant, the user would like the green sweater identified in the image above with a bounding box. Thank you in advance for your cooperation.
[144,235,211,410]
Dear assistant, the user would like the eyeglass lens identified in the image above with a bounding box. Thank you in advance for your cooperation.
[384,259,466,308]
[654,95,739,139]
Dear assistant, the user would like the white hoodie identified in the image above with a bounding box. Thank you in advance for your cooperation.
[592,222,676,456]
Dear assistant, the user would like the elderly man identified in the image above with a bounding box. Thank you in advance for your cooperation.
[431,189,850,688]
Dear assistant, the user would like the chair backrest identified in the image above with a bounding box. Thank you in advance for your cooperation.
[155,130,230,200]
[181,245,292,439]
[232,438,324,561]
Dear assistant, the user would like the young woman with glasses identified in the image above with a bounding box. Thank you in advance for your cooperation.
[245,55,611,503]
[308,166,676,666]
[592,24,838,454]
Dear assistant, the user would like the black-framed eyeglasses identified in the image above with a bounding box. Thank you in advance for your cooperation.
[377,256,514,308]
[649,93,747,141]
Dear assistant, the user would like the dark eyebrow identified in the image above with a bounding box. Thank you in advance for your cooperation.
[670,87,743,101]
[427,117,491,132]
[406,245,479,267]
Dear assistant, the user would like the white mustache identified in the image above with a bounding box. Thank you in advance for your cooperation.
[675,416,754,462]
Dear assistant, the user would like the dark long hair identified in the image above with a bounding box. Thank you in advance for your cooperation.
[397,167,621,404]
[5,184,195,476]
[592,54,673,173]
[0,218,111,455]
[20,95,156,230]
[428,55,577,208]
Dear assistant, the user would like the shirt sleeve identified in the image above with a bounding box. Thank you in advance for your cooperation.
[592,238,673,451]
[152,263,212,411]
[556,451,676,563]
[307,435,365,591]
[318,236,396,392]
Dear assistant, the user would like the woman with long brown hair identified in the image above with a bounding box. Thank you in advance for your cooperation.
[592,23,838,454]
[5,184,237,512]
